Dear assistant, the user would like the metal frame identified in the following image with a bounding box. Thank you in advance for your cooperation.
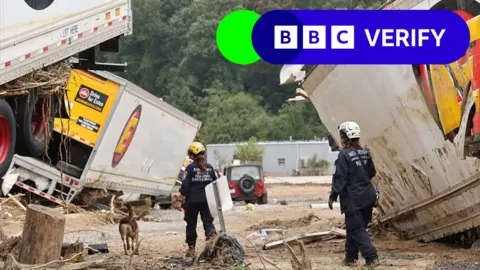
[6,155,82,205]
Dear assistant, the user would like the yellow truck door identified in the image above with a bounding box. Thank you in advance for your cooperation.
[53,69,120,146]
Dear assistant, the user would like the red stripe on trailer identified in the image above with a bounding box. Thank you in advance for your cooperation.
[2,14,127,69]
[15,182,66,206]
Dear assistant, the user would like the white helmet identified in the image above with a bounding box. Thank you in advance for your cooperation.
[338,121,361,139]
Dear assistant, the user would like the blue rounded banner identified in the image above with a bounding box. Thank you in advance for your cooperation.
[252,10,470,65]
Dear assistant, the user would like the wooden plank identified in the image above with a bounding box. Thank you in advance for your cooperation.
[329,228,346,237]
[7,194,26,211]
[263,231,331,250]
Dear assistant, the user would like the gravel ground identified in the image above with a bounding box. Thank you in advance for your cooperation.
[3,184,480,269]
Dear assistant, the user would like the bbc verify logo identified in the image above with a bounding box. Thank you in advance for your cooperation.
[249,10,470,65]
[274,26,445,50]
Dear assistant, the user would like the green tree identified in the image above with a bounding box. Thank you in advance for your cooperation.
[308,154,331,176]
[99,0,388,145]
[202,87,269,143]
[234,137,265,163]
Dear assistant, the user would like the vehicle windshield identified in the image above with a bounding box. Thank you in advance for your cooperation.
[229,166,261,181]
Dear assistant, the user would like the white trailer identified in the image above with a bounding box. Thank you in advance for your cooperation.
[0,0,132,85]
[290,0,480,244]
[2,71,201,206]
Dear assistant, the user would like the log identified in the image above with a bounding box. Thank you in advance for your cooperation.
[17,204,66,264]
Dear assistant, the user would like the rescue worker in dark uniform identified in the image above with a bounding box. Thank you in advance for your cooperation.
[328,121,379,267]
[179,142,217,257]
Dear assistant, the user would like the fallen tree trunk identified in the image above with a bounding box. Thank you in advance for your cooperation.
[17,204,66,264]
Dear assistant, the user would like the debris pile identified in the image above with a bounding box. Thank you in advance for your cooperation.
[196,232,245,267]
[0,60,71,97]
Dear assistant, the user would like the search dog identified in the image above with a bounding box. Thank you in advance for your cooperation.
[119,204,148,255]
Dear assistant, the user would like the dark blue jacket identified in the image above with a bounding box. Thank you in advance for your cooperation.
[179,162,217,203]
[329,146,377,214]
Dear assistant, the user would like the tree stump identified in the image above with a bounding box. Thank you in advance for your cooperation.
[17,204,66,264]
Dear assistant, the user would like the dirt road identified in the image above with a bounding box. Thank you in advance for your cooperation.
[2,183,480,269]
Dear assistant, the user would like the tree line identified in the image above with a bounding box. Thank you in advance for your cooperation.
[100,0,385,144]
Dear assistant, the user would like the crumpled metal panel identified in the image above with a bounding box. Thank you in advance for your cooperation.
[305,64,480,241]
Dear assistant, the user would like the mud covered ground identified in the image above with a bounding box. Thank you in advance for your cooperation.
[2,183,480,269]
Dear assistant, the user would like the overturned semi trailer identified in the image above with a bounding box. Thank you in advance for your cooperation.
[285,0,480,242]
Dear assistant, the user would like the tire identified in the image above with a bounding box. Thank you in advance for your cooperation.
[258,193,268,205]
[0,99,16,177]
[13,94,54,157]
[238,175,255,195]
[86,203,110,211]
[160,204,172,210]
[56,161,83,178]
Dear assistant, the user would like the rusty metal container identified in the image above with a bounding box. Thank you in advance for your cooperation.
[300,0,480,242]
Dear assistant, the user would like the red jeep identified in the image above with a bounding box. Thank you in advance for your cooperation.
[224,164,267,205]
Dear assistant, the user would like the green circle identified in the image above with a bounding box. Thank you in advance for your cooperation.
[216,10,261,65]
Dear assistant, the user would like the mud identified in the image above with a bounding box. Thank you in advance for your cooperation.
[1,183,480,269]
[246,213,321,231]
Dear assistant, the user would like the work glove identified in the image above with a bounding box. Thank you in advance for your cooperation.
[328,198,334,210]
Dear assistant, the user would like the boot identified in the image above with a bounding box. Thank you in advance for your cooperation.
[365,257,380,267]
[186,245,195,258]
[342,258,357,267]
[206,232,217,242]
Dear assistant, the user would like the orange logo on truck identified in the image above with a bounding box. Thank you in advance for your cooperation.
[112,105,142,168]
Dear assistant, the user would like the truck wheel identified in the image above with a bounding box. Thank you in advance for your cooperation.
[0,99,16,177]
[14,94,54,157]
[56,161,83,178]
[258,193,268,205]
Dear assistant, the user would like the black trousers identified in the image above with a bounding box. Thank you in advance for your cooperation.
[184,202,216,246]
[344,206,377,261]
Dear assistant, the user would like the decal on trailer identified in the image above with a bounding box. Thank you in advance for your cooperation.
[112,105,142,168]
[74,85,109,112]
[76,116,100,133]
[24,0,55,10]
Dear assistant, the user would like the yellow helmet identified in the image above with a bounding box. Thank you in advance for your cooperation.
[188,142,205,156]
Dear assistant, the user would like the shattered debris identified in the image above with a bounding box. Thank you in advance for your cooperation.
[0,236,21,261]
